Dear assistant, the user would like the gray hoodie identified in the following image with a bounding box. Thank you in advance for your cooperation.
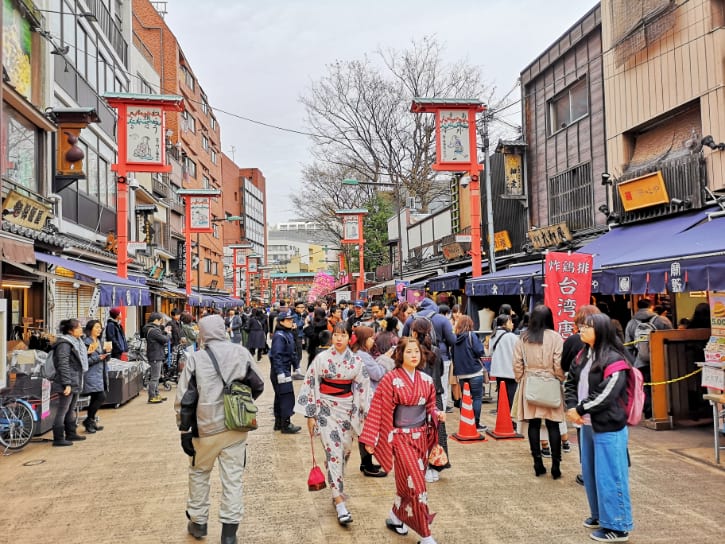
[174,314,264,437]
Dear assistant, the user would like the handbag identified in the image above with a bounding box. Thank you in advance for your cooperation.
[307,436,327,491]
[428,444,449,468]
[522,342,562,409]
[206,347,258,432]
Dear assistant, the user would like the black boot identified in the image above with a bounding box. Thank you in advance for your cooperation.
[65,426,87,441]
[221,522,239,544]
[52,426,72,447]
[533,455,547,476]
[186,511,207,539]
[83,418,96,434]
[550,441,562,480]
[280,418,301,434]
[273,417,282,431]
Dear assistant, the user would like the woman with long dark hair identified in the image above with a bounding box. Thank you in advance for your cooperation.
[452,315,487,431]
[82,320,109,433]
[565,313,634,542]
[52,318,89,446]
[513,304,565,478]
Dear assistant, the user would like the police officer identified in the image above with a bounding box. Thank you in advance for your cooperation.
[269,310,301,434]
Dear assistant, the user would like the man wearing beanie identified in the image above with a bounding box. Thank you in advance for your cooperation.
[143,312,170,403]
[105,307,128,359]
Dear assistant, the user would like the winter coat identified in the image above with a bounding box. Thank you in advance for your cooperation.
[83,336,108,394]
[53,337,85,392]
[356,350,389,391]
[174,314,264,438]
[270,326,296,377]
[245,316,267,350]
[402,298,456,360]
[143,322,168,362]
[488,329,517,380]
[564,346,629,433]
[512,330,565,422]
[169,319,183,347]
[182,323,198,346]
[452,331,485,377]
[105,318,127,357]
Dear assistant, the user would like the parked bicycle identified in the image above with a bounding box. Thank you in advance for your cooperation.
[0,394,37,451]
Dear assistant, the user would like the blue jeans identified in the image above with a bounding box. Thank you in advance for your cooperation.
[580,425,633,533]
[458,375,484,426]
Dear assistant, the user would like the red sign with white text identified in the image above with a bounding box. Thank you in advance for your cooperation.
[544,252,593,339]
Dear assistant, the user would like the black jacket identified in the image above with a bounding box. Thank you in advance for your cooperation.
[143,323,169,362]
[53,338,84,392]
[564,346,629,433]
[169,319,183,347]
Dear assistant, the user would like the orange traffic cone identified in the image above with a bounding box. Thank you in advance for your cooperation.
[486,383,523,440]
[452,381,486,442]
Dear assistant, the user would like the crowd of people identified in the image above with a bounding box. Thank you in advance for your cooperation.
[47,295,712,544]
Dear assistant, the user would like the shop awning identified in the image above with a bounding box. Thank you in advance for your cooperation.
[465,262,543,296]
[590,212,725,293]
[34,251,151,307]
[366,278,396,297]
[428,265,473,292]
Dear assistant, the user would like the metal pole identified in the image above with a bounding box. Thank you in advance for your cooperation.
[483,112,497,274]
[396,182,404,279]
[196,233,201,298]
[185,197,192,298]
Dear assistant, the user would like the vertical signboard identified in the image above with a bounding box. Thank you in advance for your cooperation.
[544,252,593,338]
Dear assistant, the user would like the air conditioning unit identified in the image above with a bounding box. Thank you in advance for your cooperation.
[364,272,376,282]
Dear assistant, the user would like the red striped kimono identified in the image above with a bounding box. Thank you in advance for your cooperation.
[360,368,439,538]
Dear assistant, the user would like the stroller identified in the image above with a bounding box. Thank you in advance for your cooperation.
[132,335,185,391]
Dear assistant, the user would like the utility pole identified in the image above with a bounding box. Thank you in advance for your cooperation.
[482,112,497,274]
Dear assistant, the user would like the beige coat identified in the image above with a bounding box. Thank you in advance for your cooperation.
[513,330,565,422]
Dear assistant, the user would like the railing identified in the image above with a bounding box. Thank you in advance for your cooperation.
[86,0,128,64]
[151,178,169,198]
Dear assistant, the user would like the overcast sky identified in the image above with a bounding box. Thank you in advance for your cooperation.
[164,0,599,223]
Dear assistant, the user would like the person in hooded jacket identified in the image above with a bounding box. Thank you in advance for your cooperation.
[452,315,488,432]
[105,307,128,359]
[82,320,109,433]
[402,297,456,364]
[52,318,89,446]
[143,312,170,404]
[175,314,264,544]
[269,310,302,433]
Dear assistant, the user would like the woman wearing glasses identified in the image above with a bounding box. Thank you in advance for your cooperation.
[565,313,634,542]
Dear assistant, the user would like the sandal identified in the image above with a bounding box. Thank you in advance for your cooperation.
[385,518,408,536]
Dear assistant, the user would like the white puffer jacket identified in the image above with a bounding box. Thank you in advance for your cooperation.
[488,329,518,380]
[175,314,264,437]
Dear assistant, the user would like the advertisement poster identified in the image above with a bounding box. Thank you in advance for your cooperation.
[406,288,426,306]
[544,252,593,338]
[189,197,211,232]
[41,378,51,418]
[395,280,409,301]
[709,292,725,338]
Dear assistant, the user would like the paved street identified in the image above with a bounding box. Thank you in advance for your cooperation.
[2,357,723,544]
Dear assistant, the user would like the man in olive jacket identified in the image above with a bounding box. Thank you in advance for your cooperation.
[142,312,170,403]
[174,314,264,544]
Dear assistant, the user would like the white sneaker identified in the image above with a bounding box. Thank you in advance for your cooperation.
[425,468,439,483]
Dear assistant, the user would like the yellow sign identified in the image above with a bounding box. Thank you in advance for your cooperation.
[487,230,512,252]
[617,171,669,211]
[528,223,572,250]
[2,190,50,231]
[503,154,523,196]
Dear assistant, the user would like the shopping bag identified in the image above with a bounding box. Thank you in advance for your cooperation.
[308,436,326,491]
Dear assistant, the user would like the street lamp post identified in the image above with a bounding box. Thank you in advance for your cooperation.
[336,208,368,299]
[342,179,404,280]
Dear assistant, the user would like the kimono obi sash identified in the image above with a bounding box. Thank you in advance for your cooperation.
[319,378,353,398]
[393,404,426,429]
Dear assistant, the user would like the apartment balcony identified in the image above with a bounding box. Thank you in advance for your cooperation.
[152,178,170,198]
[86,0,128,64]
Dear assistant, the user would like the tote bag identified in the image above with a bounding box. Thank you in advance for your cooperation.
[522,342,562,409]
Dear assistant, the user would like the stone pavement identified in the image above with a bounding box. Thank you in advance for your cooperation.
[2,358,723,544]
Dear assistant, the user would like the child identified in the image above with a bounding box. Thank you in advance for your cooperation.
[315,330,332,358]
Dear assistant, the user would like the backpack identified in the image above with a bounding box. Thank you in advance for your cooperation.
[633,315,657,362]
[40,346,56,380]
[413,313,437,346]
[603,360,645,426]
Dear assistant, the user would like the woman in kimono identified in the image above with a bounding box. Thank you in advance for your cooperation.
[359,337,446,544]
[295,322,370,526]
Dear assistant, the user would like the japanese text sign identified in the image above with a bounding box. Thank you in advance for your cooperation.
[126,107,164,165]
[544,252,593,339]
[189,196,212,233]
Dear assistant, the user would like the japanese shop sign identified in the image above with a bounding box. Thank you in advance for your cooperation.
[544,252,593,339]
[617,171,669,212]
[528,223,572,250]
[189,196,212,232]
[126,107,163,165]
[1,191,50,231]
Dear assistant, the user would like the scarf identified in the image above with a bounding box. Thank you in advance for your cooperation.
[61,334,89,372]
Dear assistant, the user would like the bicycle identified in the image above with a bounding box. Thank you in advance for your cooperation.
[0,394,37,451]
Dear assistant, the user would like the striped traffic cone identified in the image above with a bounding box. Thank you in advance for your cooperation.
[452,381,486,442]
[486,383,523,440]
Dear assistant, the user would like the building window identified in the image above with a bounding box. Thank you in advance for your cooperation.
[201,97,209,115]
[181,64,195,90]
[202,175,210,189]
[184,156,197,179]
[181,109,195,133]
[2,105,39,192]
[548,78,588,135]
[201,135,209,150]
[210,149,217,164]
[548,162,593,230]
[210,116,217,131]
[204,258,211,273]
